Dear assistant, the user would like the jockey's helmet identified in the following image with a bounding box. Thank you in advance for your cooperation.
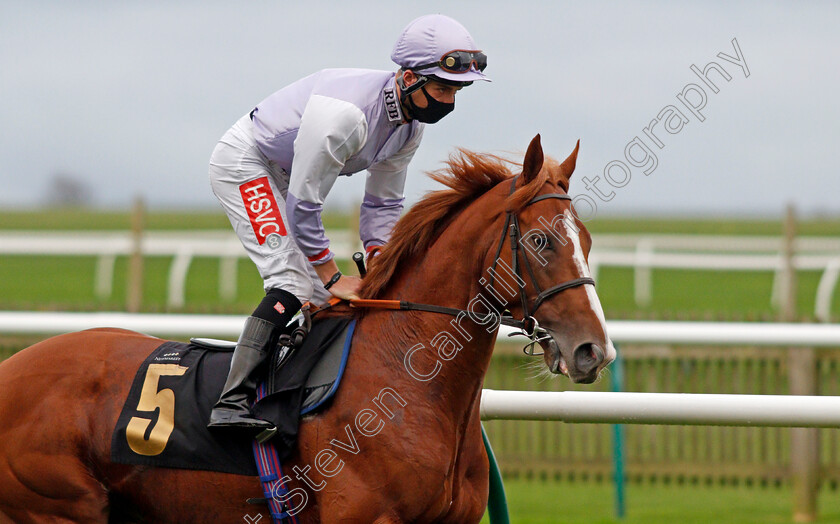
[391,14,490,93]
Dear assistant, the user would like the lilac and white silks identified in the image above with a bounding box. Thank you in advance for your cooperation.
[209,69,423,304]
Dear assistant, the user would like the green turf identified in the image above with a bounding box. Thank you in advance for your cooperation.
[2,254,836,319]
[3,208,840,235]
[480,479,840,523]
[0,209,353,231]
[593,267,840,320]
[587,216,840,236]
[2,208,838,317]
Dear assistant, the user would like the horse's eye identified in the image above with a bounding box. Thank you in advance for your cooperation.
[533,234,552,250]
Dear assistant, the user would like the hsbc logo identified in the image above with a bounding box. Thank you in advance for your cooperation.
[239,177,287,246]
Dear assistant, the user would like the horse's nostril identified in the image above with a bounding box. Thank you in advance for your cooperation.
[573,343,604,374]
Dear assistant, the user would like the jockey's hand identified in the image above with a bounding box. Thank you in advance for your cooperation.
[328,275,362,301]
[314,259,362,301]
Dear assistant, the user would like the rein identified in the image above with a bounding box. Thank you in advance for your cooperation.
[316,176,594,355]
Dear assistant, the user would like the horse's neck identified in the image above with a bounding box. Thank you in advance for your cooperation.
[359,218,499,420]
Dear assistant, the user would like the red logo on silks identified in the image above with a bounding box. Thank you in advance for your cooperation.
[239,177,287,245]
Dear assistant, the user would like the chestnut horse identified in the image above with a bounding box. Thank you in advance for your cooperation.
[0,135,614,523]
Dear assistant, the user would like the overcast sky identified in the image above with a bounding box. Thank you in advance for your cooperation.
[1,1,838,217]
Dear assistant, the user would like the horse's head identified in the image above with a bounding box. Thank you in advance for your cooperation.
[359,134,615,383]
[490,134,615,383]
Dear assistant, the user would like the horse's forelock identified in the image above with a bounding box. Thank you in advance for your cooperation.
[548,156,571,192]
[505,155,569,212]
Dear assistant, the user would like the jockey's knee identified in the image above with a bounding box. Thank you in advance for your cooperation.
[252,288,302,330]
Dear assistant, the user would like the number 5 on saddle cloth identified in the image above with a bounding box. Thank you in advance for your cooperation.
[110,314,354,475]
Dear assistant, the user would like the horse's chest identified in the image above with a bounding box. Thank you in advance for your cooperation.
[424,474,487,524]
[412,445,488,523]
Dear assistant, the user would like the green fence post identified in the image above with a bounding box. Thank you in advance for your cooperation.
[611,348,626,519]
[482,423,510,524]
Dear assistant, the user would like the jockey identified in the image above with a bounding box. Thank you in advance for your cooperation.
[207,14,489,430]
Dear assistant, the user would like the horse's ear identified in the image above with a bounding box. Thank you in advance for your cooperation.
[522,134,544,184]
[559,139,581,181]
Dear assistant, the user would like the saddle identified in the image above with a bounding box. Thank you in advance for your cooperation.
[110,314,354,476]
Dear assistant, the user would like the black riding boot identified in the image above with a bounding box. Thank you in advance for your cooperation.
[207,316,278,429]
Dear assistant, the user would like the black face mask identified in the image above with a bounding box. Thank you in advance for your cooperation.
[404,85,454,124]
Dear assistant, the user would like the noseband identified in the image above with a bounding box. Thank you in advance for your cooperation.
[338,175,594,355]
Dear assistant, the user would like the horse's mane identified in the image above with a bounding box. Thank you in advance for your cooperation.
[359,148,565,299]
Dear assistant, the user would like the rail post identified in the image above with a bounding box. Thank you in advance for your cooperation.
[219,255,238,302]
[633,238,653,307]
[611,349,626,519]
[781,204,818,523]
[126,196,145,313]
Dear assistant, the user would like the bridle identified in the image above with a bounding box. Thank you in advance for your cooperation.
[320,175,595,355]
[487,175,594,354]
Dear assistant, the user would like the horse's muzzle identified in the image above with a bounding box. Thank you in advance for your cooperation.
[571,342,605,384]
[545,334,609,383]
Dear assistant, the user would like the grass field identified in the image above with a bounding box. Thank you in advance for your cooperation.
[480,479,840,523]
[1,255,835,319]
[1,209,839,319]
[0,208,351,231]
[2,208,839,235]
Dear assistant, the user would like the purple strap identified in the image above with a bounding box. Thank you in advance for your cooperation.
[252,382,299,524]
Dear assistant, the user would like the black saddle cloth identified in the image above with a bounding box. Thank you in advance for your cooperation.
[111,316,352,475]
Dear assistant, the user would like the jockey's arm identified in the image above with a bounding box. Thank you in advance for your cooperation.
[286,96,368,298]
[361,125,424,256]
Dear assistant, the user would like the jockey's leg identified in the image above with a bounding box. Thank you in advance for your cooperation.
[208,288,301,429]
[207,114,315,430]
